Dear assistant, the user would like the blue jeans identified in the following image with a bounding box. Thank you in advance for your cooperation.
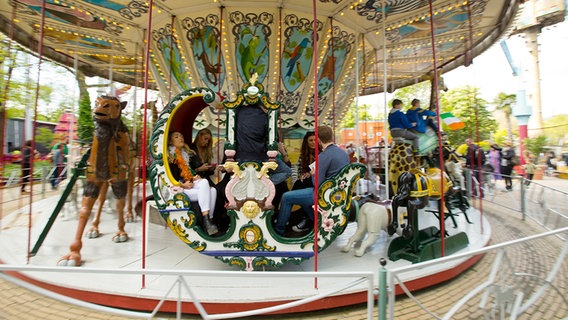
[274,187,315,235]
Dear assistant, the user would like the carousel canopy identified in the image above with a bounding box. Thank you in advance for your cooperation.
[0,0,520,129]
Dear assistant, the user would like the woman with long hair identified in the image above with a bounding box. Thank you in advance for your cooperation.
[169,131,218,235]
[293,131,320,190]
[190,128,217,186]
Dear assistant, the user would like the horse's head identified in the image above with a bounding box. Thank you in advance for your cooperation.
[395,171,414,199]
[93,96,127,124]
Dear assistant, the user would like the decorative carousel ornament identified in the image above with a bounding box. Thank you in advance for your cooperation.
[148,81,366,271]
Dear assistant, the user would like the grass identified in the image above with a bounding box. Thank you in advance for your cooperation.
[1,161,53,178]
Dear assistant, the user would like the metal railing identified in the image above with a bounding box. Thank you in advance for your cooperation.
[1,169,567,319]
[465,169,568,240]
[0,266,375,320]
[382,227,568,320]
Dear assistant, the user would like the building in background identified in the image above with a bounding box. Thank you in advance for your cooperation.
[340,121,387,147]
[3,118,56,155]
[54,113,78,140]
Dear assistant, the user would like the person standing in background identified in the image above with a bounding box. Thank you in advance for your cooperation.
[500,141,515,191]
[523,158,537,187]
[465,138,485,197]
[52,136,69,180]
[20,140,32,194]
[50,143,65,190]
[487,143,502,181]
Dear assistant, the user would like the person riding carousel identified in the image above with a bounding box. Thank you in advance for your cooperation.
[168,131,218,235]
[388,99,420,154]
[406,98,438,134]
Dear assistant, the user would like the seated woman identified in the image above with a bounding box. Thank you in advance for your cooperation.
[293,131,320,190]
[190,128,217,186]
[168,131,218,236]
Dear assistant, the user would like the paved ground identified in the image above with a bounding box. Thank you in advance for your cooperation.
[0,177,566,319]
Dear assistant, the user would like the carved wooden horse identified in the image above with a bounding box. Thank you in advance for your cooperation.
[342,199,391,257]
[58,96,132,266]
[387,169,431,240]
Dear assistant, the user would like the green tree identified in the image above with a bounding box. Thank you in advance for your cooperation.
[523,135,548,159]
[77,71,94,144]
[542,115,568,146]
[393,81,431,109]
[340,102,377,128]
[493,92,516,142]
[35,127,55,147]
[439,86,497,145]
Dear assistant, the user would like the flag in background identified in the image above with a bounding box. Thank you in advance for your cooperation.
[440,112,465,130]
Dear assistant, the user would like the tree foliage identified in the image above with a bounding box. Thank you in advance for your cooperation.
[392,81,431,109]
[523,135,548,158]
[439,86,497,145]
[77,92,93,144]
[340,101,378,128]
[493,92,516,142]
[542,114,568,146]
[77,71,94,145]
[35,127,55,148]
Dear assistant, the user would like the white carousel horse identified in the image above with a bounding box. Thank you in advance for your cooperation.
[341,201,391,257]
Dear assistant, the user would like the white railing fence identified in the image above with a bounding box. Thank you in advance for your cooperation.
[382,227,568,320]
[465,169,567,240]
[0,267,375,320]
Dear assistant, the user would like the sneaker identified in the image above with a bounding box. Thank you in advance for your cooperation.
[292,218,311,232]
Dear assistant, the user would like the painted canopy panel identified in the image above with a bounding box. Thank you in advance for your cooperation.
[0,0,519,128]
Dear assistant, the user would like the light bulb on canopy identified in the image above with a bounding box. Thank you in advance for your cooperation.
[0,0,520,129]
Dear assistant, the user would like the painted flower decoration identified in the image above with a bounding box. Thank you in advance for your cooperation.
[322,216,335,232]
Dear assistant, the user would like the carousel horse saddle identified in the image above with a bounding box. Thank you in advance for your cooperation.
[391,127,438,155]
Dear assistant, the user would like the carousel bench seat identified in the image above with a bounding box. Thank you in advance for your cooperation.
[284,162,367,251]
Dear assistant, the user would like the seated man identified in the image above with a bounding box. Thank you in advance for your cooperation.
[406,98,438,134]
[388,99,419,153]
[274,125,349,236]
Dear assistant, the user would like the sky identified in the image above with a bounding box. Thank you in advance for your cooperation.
[358,19,568,124]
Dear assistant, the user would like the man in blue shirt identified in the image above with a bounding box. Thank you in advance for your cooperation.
[406,99,438,134]
[388,99,419,153]
[274,125,349,236]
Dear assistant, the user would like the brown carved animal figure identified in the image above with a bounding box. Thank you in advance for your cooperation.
[86,154,136,239]
[58,96,132,266]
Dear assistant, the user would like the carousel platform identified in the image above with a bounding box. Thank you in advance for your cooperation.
[0,193,491,315]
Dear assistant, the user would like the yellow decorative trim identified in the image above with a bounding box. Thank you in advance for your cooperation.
[239,225,262,251]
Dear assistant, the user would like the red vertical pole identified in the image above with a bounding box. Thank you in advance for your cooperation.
[216,7,224,181]
[26,0,47,263]
[141,0,155,288]
[427,0,445,256]
[312,0,319,287]
[0,7,17,221]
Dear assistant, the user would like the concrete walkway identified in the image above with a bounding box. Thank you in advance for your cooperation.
[0,177,566,319]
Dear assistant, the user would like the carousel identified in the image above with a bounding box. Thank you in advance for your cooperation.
[0,0,519,315]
